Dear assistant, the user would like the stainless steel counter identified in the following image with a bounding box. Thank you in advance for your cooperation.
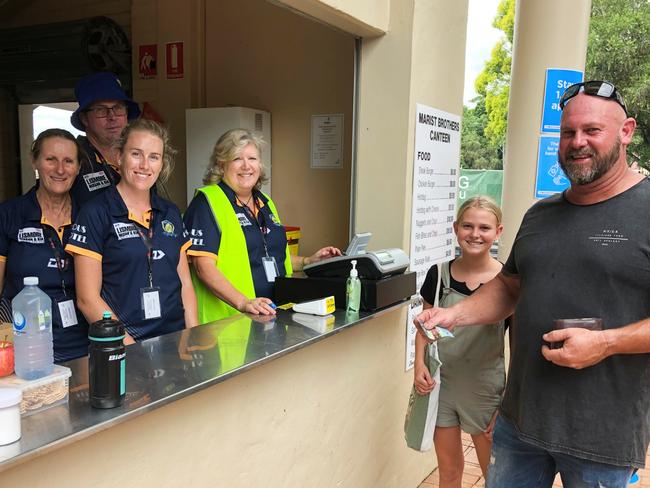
[0,303,406,472]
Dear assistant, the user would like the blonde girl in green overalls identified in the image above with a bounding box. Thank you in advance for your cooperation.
[413,196,505,488]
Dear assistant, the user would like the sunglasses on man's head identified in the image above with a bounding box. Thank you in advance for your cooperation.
[559,80,628,115]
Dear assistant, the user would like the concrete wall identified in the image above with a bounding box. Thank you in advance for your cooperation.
[274,0,389,36]
[499,0,592,258]
[0,309,430,488]
[355,0,467,252]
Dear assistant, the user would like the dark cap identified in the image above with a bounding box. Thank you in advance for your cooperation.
[71,72,140,130]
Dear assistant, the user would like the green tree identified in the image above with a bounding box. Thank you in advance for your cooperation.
[473,0,515,149]
[586,0,650,168]
[466,0,650,169]
[460,99,502,169]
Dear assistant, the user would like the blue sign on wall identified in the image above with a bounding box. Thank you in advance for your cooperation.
[540,68,583,133]
[535,135,569,198]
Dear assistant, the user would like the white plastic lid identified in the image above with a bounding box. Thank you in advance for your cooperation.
[350,260,358,278]
[0,388,22,408]
[23,276,38,286]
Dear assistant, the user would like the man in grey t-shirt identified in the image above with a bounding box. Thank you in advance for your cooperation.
[416,81,649,487]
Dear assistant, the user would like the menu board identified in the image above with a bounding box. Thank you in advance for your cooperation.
[405,104,461,370]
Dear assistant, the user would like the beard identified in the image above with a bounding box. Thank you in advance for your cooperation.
[559,136,621,185]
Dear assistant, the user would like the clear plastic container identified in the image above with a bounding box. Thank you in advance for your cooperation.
[0,365,71,416]
[12,277,54,380]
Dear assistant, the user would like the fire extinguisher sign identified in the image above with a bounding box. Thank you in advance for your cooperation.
[165,42,184,79]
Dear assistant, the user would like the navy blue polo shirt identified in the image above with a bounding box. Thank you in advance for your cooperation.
[183,181,288,298]
[0,186,89,362]
[66,186,191,341]
[70,136,121,206]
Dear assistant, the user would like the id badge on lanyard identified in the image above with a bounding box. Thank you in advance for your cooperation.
[140,287,162,319]
[46,230,79,328]
[137,212,162,320]
[57,299,79,328]
[262,256,279,282]
[244,197,279,283]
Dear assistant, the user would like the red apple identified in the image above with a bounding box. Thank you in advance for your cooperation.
[0,337,14,377]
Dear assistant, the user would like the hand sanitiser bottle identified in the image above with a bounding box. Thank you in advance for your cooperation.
[346,260,361,313]
[12,276,54,380]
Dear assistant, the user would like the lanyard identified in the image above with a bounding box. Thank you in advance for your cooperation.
[136,211,156,288]
[43,226,69,297]
[240,196,271,258]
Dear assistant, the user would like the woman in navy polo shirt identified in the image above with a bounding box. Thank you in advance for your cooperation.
[67,119,198,344]
[0,129,89,362]
[184,129,340,324]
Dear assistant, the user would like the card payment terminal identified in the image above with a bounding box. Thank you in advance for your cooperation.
[303,248,409,280]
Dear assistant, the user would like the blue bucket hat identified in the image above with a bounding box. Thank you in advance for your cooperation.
[71,72,140,131]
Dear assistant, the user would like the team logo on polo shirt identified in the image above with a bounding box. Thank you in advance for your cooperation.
[17,227,44,244]
[236,213,252,227]
[113,222,140,240]
[161,220,177,237]
[47,258,67,269]
[83,171,111,192]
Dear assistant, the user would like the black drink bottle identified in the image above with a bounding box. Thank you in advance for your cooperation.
[89,312,126,408]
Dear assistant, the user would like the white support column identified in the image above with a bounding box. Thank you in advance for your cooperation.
[500,0,592,258]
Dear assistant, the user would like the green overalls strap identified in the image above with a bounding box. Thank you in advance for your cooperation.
[192,184,292,324]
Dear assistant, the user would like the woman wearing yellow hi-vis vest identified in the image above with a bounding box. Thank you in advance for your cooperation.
[184,129,341,324]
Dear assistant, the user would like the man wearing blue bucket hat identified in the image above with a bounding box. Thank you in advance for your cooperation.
[70,72,140,205]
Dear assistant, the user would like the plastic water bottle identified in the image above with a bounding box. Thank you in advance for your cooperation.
[12,277,54,380]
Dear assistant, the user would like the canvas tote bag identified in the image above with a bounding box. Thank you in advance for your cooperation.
[404,263,443,451]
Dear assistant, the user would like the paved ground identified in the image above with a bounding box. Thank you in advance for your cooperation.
[417,432,650,487]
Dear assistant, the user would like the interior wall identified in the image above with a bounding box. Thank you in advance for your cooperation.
[0,0,353,254]
[0,89,19,201]
[204,0,354,255]
[0,0,130,29]
[0,0,131,201]
[131,0,203,208]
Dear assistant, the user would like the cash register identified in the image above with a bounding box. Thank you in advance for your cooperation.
[275,233,415,311]
[303,232,409,280]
